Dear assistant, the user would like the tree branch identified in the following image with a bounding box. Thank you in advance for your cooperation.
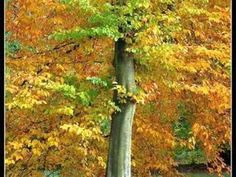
[8,41,79,60]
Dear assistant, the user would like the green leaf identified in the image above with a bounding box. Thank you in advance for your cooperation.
[86,77,108,87]
[77,91,91,106]
[99,117,111,136]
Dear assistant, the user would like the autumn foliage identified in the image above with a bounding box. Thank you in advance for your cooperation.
[5,0,230,177]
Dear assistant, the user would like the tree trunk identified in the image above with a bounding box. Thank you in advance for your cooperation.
[106,38,136,177]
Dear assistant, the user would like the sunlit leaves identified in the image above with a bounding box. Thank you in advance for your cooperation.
[111,84,147,104]
[60,0,98,13]
[60,123,102,141]
[5,0,230,176]
[49,106,74,116]
[77,91,91,106]
[51,26,123,41]
[6,88,48,110]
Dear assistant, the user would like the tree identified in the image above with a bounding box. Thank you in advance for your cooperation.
[106,36,136,177]
[5,0,230,177]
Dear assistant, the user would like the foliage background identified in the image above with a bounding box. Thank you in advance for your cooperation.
[5,0,230,176]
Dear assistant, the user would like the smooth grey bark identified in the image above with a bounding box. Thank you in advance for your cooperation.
[106,38,136,177]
